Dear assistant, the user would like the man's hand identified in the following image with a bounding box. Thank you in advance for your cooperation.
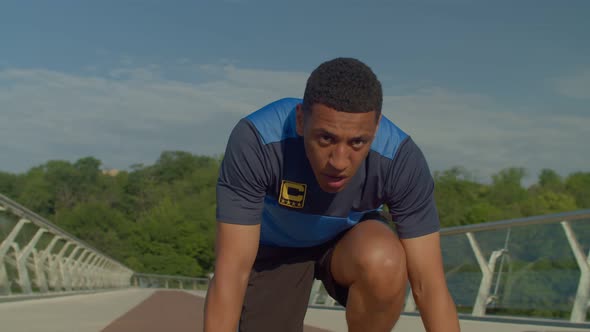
[204,222,260,332]
[401,232,461,332]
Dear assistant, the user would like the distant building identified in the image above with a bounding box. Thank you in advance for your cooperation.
[102,169,120,176]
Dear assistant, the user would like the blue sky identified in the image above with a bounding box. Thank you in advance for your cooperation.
[1,1,589,184]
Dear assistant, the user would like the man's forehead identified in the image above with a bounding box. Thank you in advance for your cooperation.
[307,104,379,131]
[308,121,379,141]
[309,102,377,114]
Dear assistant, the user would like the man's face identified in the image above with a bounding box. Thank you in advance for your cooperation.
[296,103,380,193]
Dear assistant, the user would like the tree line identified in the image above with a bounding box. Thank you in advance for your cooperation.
[0,152,589,279]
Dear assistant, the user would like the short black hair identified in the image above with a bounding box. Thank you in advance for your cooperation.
[302,57,382,115]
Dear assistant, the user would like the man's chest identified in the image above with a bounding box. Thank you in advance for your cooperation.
[265,143,387,217]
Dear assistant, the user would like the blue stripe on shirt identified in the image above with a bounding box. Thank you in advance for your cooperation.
[260,196,382,247]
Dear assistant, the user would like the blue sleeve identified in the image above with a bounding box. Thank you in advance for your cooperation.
[387,137,440,239]
[216,119,270,225]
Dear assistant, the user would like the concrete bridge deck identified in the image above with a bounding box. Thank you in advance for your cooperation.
[0,289,587,332]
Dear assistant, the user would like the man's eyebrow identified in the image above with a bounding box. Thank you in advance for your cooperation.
[312,128,336,136]
[311,128,372,139]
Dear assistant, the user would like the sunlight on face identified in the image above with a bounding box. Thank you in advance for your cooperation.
[296,103,380,193]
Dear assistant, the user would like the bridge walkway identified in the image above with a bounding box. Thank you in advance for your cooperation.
[1,288,588,332]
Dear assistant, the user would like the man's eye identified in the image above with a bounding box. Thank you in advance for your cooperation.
[319,135,333,143]
[351,139,366,148]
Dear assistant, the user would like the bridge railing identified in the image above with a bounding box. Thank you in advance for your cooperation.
[0,193,133,296]
[132,273,209,291]
[310,209,590,324]
[3,190,588,324]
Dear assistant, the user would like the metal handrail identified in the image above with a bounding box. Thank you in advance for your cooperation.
[0,193,131,272]
[440,209,590,236]
[133,273,209,282]
[309,209,590,324]
[3,190,588,323]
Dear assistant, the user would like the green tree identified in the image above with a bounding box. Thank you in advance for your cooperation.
[434,166,490,226]
[153,151,210,184]
[488,167,529,218]
[565,172,590,208]
[57,201,139,261]
[42,160,79,210]
[17,167,54,217]
[6,151,587,284]
[0,171,18,197]
[537,169,564,193]
[521,190,578,216]
[135,197,212,276]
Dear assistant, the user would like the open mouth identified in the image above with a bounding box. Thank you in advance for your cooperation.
[323,174,347,189]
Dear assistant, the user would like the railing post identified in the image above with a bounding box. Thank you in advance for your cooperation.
[108,262,119,288]
[36,235,61,292]
[116,268,128,288]
[80,253,98,289]
[125,271,133,287]
[561,221,590,323]
[50,242,71,290]
[102,261,113,288]
[89,257,106,288]
[31,249,48,293]
[466,232,505,317]
[71,250,91,289]
[116,265,129,288]
[0,194,137,296]
[0,259,9,295]
[16,228,47,294]
[83,253,100,289]
[122,268,133,288]
[0,218,30,295]
[112,269,122,288]
[96,259,109,288]
[80,253,93,289]
[85,255,102,289]
[63,246,82,291]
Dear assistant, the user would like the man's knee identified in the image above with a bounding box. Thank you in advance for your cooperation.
[333,220,407,303]
[355,231,407,301]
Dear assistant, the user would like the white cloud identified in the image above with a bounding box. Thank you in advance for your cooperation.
[383,87,590,183]
[0,64,588,185]
[554,69,590,99]
[0,64,307,172]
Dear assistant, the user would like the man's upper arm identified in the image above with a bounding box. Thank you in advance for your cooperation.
[216,119,270,226]
[387,137,440,239]
[388,138,449,304]
[215,119,269,270]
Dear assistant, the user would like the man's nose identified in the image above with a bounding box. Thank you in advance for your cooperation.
[328,145,349,172]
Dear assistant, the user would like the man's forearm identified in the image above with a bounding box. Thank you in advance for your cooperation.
[414,288,460,332]
[204,275,249,332]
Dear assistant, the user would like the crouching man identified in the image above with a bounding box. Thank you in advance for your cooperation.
[204,57,460,332]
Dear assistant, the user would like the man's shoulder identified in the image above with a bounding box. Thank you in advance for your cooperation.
[370,115,411,161]
[244,98,301,145]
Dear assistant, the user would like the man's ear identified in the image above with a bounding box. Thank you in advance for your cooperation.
[296,104,304,136]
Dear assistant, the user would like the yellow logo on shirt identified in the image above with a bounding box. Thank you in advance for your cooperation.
[279,180,307,208]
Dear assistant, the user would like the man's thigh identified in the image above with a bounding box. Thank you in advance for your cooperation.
[315,210,394,307]
[240,246,316,332]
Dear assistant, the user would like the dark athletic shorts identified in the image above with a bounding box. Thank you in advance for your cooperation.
[239,211,390,332]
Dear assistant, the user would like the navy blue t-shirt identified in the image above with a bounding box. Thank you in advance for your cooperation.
[216,98,440,247]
